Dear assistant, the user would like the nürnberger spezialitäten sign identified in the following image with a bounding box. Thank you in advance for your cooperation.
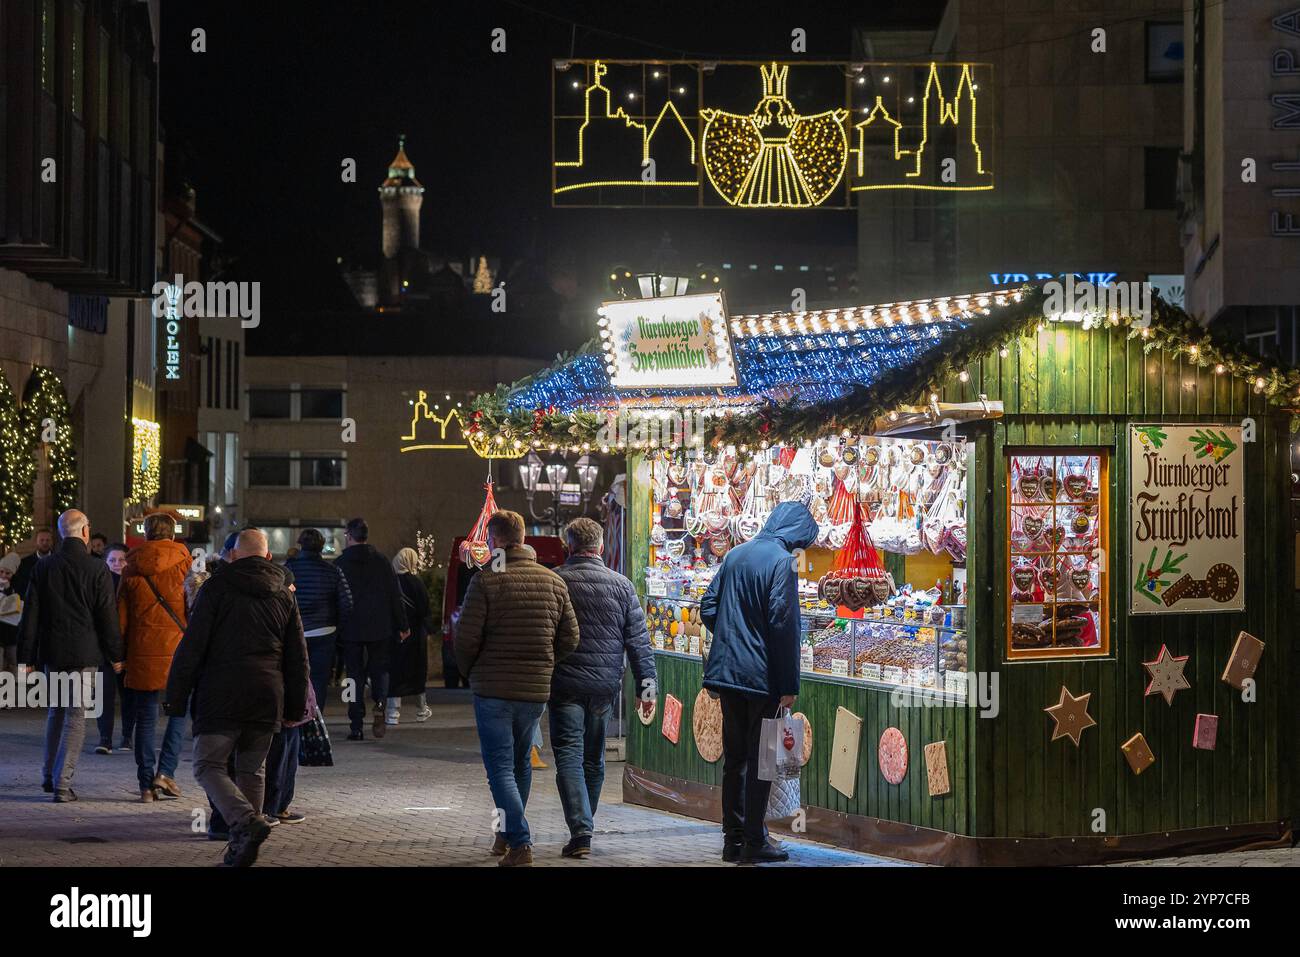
[1129,424,1245,614]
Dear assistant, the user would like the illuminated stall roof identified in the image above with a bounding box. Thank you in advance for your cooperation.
[505,289,1022,414]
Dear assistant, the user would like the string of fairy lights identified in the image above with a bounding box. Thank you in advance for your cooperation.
[467,287,1300,457]
[0,367,78,546]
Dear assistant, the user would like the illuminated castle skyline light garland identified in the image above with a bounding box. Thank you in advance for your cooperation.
[554,59,995,206]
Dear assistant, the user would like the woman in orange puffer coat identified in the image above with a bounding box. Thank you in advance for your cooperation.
[118,514,193,802]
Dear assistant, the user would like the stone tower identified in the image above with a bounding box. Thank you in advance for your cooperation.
[379,135,425,305]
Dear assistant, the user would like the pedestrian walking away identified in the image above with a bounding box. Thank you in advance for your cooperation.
[165,528,309,867]
[386,547,432,725]
[285,528,353,716]
[16,510,124,802]
[334,518,408,741]
[701,499,817,865]
[454,510,580,867]
[262,563,314,826]
[118,514,193,801]
[550,517,656,859]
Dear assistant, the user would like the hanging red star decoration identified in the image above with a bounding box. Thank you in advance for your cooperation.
[1143,644,1191,705]
[1044,685,1096,747]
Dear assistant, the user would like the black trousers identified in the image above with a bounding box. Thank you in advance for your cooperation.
[717,690,780,847]
[343,641,390,732]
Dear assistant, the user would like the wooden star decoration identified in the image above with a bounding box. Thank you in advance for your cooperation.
[1143,644,1190,705]
[1045,686,1097,747]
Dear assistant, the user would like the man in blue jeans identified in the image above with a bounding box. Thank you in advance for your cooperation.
[550,518,656,859]
[454,510,579,867]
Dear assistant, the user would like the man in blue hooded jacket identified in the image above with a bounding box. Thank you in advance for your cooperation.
[701,499,818,864]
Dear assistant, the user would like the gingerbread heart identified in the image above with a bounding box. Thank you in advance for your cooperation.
[1012,567,1037,591]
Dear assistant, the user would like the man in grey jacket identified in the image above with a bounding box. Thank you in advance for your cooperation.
[550,517,656,859]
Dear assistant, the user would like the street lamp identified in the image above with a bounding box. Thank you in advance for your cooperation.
[518,450,600,536]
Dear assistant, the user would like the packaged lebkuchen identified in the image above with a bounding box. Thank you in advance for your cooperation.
[459,481,499,568]
[817,501,893,611]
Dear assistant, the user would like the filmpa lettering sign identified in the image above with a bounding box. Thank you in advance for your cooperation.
[598,292,737,390]
[1129,424,1245,614]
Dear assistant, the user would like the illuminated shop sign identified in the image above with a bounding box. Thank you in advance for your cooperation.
[553,59,994,208]
[598,292,737,390]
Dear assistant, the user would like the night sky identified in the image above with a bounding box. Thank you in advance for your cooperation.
[158,1,944,295]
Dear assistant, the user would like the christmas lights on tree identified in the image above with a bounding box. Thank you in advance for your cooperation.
[0,371,33,546]
[21,367,78,518]
[131,417,161,502]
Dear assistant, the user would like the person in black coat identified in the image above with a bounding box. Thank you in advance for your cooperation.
[17,511,124,801]
[11,527,54,602]
[333,518,408,740]
[285,528,353,712]
[549,517,657,859]
[164,528,308,867]
[385,548,432,726]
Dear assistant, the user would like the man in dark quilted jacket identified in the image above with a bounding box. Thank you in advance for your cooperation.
[455,510,579,867]
[549,517,656,860]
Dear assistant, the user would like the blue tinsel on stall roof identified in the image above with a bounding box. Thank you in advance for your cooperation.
[504,321,968,415]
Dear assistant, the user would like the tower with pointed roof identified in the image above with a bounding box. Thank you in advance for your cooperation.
[379,135,425,305]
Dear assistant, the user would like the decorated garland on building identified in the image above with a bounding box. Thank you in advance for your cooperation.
[466,288,1300,453]
[0,370,34,546]
[21,367,79,516]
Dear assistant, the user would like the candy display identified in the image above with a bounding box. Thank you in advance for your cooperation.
[644,436,969,696]
[1008,452,1104,653]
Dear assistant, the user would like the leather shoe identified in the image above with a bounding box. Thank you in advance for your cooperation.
[152,773,182,798]
[740,840,790,864]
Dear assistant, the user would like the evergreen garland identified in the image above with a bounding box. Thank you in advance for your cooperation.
[467,288,1300,453]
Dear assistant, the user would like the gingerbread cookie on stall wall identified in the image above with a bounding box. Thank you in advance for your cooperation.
[692,689,723,763]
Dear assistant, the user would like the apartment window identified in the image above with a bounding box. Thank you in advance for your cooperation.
[97,29,109,135]
[231,344,240,410]
[214,338,222,408]
[71,4,85,116]
[1144,148,1180,210]
[226,341,235,411]
[1007,450,1109,660]
[300,456,346,488]
[224,433,238,503]
[204,337,214,407]
[248,454,291,488]
[40,0,55,93]
[117,55,131,151]
[248,388,292,418]
[1145,22,1184,83]
[205,431,219,499]
[300,388,344,420]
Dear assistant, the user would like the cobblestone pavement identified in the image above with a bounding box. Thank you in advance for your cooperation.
[2,691,1295,867]
[0,690,890,868]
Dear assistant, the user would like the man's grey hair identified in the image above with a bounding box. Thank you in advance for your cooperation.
[563,517,604,555]
[57,509,88,540]
[234,528,269,558]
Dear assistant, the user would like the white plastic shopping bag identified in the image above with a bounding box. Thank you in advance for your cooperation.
[758,708,804,783]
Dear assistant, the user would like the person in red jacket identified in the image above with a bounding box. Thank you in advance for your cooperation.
[118,513,192,802]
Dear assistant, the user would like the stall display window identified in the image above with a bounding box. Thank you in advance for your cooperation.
[1007,450,1108,659]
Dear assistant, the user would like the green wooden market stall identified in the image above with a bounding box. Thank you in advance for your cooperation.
[467,285,1297,864]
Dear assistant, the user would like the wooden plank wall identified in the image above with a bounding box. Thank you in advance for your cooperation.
[625,324,1294,840]
[944,323,1293,837]
[626,653,979,835]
